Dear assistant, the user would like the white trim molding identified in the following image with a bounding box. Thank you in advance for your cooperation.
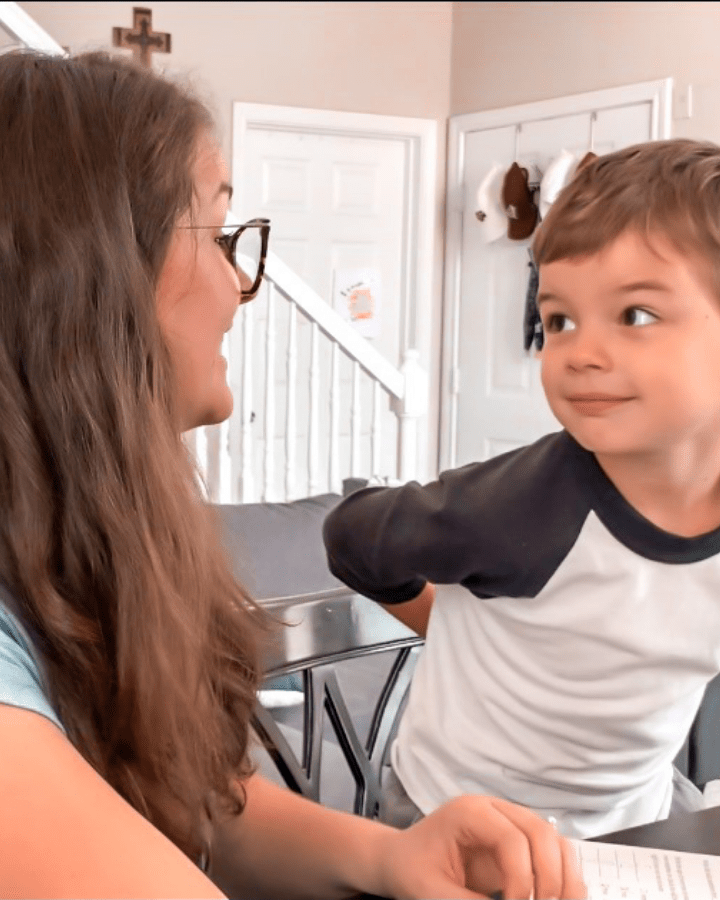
[0,2,65,54]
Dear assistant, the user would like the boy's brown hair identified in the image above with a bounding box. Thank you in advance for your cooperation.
[533,138,720,298]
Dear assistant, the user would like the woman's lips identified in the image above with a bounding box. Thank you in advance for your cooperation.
[567,395,633,415]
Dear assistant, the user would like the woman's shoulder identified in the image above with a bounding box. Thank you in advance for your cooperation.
[0,589,67,734]
[0,590,225,897]
[0,702,225,897]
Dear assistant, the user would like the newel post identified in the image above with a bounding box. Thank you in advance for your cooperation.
[392,349,428,484]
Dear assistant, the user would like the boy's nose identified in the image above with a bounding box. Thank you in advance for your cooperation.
[565,326,612,371]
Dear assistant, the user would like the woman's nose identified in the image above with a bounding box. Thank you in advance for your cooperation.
[238,266,254,303]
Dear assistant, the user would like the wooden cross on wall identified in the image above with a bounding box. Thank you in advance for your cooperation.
[112,7,171,68]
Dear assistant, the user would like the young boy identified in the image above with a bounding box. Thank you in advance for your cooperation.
[323,138,720,840]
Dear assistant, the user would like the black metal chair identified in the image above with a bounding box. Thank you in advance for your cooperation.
[251,588,424,819]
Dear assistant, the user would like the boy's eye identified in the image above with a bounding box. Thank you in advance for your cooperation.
[543,313,576,333]
[623,307,658,327]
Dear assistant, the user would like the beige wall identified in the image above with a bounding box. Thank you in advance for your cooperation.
[451,1,720,143]
[20,2,452,161]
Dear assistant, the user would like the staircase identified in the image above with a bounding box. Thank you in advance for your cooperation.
[190,250,428,503]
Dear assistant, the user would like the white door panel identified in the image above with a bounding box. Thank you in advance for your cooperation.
[243,129,405,367]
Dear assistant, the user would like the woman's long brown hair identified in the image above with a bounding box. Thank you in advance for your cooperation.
[0,50,272,860]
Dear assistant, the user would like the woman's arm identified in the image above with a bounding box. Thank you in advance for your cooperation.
[209,773,394,900]
[209,772,586,900]
[0,702,584,899]
[0,704,225,899]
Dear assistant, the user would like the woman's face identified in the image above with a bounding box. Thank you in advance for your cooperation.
[156,132,250,432]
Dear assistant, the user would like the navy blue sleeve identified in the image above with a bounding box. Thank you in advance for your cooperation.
[323,431,592,604]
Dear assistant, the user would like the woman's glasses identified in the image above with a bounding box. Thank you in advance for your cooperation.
[181,217,271,302]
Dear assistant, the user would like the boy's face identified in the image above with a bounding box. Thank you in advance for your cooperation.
[538,230,720,465]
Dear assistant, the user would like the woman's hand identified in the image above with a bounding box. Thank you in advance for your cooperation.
[378,795,587,900]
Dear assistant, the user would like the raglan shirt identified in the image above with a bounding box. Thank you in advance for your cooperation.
[0,585,65,734]
[323,430,720,838]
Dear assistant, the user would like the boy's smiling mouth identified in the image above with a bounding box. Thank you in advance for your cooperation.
[566,394,635,415]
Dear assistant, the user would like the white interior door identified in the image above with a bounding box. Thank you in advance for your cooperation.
[441,80,672,472]
[240,125,406,367]
[228,105,436,498]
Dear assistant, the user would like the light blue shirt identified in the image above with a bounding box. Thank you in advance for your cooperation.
[0,588,65,734]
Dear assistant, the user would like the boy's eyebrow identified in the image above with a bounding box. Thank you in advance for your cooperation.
[536,291,559,307]
[217,181,233,200]
[615,279,671,295]
[537,280,671,307]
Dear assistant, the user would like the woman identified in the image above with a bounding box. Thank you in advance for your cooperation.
[0,49,585,899]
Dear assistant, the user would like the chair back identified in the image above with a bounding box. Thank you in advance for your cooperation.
[252,588,423,818]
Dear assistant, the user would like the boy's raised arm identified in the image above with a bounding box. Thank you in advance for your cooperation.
[379,580,435,637]
[323,479,461,605]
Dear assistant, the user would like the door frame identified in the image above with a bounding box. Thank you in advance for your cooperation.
[232,103,438,367]
[439,78,673,472]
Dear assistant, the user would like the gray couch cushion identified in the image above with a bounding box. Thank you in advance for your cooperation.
[212,493,343,601]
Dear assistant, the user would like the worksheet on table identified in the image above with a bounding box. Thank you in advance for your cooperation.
[571,839,720,900]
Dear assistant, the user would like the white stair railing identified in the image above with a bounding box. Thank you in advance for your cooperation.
[192,250,428,504]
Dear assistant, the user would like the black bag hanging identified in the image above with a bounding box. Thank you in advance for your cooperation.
[523,249,543,353]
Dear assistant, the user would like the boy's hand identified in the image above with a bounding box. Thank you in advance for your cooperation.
[379,795,587,899]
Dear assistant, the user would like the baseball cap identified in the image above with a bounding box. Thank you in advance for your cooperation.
[575,150,598,172]
[474,163,507,244]
[539,149,577,218]
[502,162,539,241]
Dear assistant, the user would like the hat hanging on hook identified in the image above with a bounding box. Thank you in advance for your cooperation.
[502,162,538,240]
[576,150,598,173]
[539,147,600,219]
[474,163,507,244]
[537,110,599,220]
[539,149,577,218]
